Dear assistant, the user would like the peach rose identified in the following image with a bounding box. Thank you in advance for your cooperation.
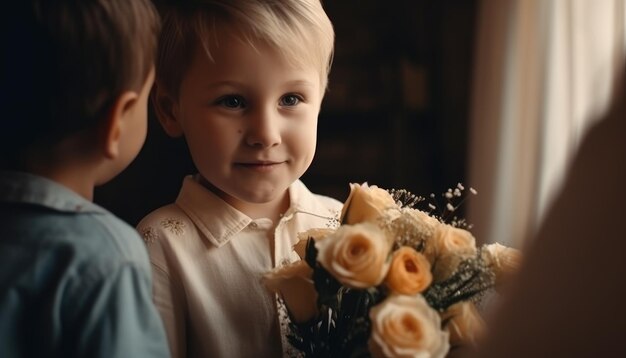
[481,242,522,286]
[263,260,318,323]
[440,301,485,347]
[369,294,450,358]
[316,222,392,288]
[385,247,433,295]
[341,183,398,225]
[431,224,477,282]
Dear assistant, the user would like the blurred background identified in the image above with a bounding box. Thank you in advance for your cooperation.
[95,0,625,249]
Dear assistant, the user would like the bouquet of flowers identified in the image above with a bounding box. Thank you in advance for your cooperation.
[264,183,521,358]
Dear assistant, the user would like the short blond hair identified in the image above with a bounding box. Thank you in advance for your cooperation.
[155,0,335,97]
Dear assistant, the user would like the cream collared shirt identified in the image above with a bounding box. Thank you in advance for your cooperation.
[137,175,342,358]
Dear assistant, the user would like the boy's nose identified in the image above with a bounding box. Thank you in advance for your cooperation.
[245,108,281,148]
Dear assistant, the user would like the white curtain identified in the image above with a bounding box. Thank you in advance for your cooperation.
[468,0,626,248]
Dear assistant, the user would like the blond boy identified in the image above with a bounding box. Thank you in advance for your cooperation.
[137,0,340,356]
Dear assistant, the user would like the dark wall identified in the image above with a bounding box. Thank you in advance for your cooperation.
[94,0,478,226]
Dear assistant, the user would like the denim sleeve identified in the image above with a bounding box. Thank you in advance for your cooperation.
[67,262,170,358]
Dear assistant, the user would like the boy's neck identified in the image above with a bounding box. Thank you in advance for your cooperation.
[199,177,290,224]
[19,137,104,202]
[25,161,98,201]
[239,195,290,224]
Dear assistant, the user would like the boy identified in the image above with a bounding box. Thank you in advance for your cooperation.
[136,0,340,356]
[0,0,169,357]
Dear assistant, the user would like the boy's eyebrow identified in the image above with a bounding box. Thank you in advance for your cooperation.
[283,79,317,88]
[206,80,245,89]
[205,79,318,90]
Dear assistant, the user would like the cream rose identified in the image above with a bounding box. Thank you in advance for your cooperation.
[440,301,485,347]
[341,183,398,225]
[481,242,522,286]
[263,260,318,323]
[316,222,391,288]
[431,224,477,282]
[385,247,433,295]
[369,294,450,358]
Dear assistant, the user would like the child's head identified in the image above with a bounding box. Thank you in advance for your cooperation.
[153,0,335,214]
[1,0,160,179]
[154,0,334,99]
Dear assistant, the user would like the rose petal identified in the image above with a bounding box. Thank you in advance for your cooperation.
[263,261,318,323]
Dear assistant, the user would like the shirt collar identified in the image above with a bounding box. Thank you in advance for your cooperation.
[175,175,338,247]
[0,170,106,214]
[175,175,251,248]
[284,179,338,221]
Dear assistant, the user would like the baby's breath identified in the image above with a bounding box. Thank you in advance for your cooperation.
[449,217,473,230]
[388,188,425,209]
[381,210,434,251]
[423,182,477,225]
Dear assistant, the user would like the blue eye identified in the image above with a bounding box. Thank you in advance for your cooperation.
[216,95,246,109]
[280,94,302,107]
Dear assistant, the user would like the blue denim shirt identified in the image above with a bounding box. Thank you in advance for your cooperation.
[0,171,170,358]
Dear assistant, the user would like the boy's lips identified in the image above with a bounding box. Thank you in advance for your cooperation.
[236,160,283,165]
[234,160,285,171]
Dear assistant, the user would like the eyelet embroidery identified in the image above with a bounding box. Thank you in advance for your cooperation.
[160,218,186,236]
[141,226,158,244]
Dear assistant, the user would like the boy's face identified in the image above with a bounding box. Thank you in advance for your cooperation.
[171,35,323,211]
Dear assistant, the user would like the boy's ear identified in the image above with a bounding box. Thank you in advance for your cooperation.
[101,91,139,159]
[152,82,184,137]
